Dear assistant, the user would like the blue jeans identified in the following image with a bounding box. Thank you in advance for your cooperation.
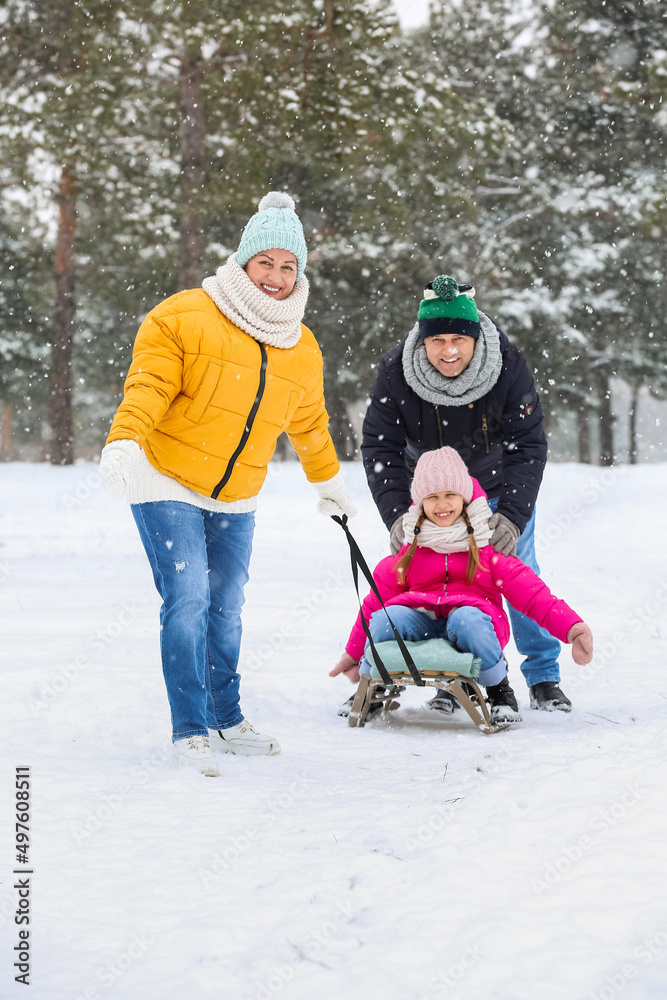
[359,605,507,687]
[488,498,561,686]
[131,502,254,741]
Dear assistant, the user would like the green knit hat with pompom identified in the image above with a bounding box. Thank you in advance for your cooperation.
[417,274,480,340]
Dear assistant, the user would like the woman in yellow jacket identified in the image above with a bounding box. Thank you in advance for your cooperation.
[99,192,355,776]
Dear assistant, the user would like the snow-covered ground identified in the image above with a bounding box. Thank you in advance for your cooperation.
[2,459,667,1000]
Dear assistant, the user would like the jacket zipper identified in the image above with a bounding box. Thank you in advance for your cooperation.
[482,414,490,454]
[434,405,444,447]
[211,342,268,499]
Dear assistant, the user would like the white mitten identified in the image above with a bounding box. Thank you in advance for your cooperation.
[99,440,140,499]
[313,471,358,519]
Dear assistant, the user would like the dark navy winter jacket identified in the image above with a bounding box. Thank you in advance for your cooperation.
[361,326,547,534]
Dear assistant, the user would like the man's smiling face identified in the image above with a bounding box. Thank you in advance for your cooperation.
[423,333,476,378]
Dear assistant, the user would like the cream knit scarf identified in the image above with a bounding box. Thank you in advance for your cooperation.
[402,311,503,406]
[401,496,493,553]
[202,253,309,349]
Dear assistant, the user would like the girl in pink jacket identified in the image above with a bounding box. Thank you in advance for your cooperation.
[331,447,593,724]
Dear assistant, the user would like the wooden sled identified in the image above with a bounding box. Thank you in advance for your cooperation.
[348,670,513,736]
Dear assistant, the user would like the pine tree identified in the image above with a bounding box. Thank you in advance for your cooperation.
[412,0,667,464]
[0,0,149,462]
[0,218,52,457]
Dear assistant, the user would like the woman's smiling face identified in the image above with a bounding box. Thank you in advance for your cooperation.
[244,248,298,300]
[422,490,464,526]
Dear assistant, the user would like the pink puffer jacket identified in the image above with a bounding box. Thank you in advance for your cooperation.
[345,538,582,663]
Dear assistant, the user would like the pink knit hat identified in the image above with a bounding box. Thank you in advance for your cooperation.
[410,447,474,507]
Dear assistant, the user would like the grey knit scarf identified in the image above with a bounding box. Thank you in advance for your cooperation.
[202,253,309,349]
[402,311,503,406]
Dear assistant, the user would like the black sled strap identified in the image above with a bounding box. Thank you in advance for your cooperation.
[332,514,425,687]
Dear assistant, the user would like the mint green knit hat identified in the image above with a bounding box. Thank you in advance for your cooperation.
[236,192,307,280]
[417,274,480,340]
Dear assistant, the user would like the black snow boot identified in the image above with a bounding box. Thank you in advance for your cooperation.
[337,687,386,718]
[485,676,522,724]
[529,681,572,713]
[426,689,461,714]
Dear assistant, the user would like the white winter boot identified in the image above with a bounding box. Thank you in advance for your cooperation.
[210,721,281,756]
[173,734,220,776]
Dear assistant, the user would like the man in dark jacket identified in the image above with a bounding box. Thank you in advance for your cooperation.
[359,274,571,712]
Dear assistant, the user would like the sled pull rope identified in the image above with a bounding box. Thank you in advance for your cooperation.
[331,515,425,687]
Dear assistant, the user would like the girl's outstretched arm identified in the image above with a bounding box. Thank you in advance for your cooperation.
[487,550,588,651]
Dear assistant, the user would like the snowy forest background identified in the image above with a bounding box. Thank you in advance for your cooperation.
[1,0,666,467]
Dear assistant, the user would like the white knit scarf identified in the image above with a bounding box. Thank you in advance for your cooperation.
[402,311,503,406]
[202,253,309,349]
[401,496,493,553]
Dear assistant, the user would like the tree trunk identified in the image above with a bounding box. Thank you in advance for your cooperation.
[178,46,207,291]
[328,396,358,460]
[577,357,592,464]
[49,165,77,465]
[1,404,12,460]
[628,383,640,465]
[593,370,614,466]
[273,432,297,461]
[577,409,591,465]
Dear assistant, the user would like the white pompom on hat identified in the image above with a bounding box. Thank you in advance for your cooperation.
[257,192,295,212]
[410,446,474,507]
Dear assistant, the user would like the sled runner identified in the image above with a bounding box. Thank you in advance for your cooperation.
[332,514,513,737]
[347,671,511,735]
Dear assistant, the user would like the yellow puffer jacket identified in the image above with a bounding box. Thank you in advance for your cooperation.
[106,289,340,501]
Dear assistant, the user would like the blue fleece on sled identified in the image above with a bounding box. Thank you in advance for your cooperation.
[367,638,481,680]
